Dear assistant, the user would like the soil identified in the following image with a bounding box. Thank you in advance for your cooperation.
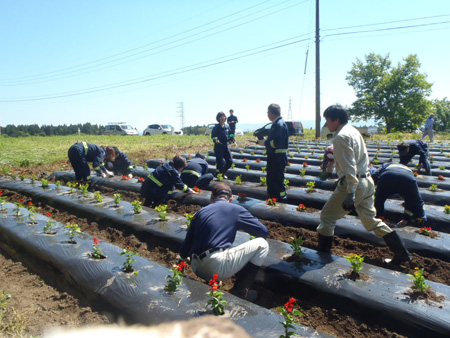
[2,184,449,338]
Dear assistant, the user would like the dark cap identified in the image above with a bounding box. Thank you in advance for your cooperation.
[212,183,232,199]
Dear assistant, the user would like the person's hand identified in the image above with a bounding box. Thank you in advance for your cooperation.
[100,172,107,178]
[186,188,195,194]
[342,192,355,211]
[397,219,409,226]
[105,170,114,177]
[256,139,265,146]
[214,139,221,145]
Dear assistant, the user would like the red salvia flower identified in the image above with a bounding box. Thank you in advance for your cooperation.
[28,202,33,206]
[284,297,296,312]
[19,199,24,203]
[46,212,52,217]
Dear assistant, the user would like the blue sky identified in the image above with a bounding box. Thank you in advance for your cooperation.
[1,0,449,133]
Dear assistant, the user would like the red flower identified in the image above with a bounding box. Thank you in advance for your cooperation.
[19,199,24,203]
[243,158,247,162]
[28,201,33,206]
[256,158,261,163]
[208,274,219,290]
[176,261,187,271]
[303,162,308,167]
[46,212,52,217]
[126,245,131,250]
[0,191,2,195]
[272,198,276,202]
[22,169,25,173]
[284,297,296,312]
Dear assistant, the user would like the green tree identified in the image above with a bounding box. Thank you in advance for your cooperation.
[346,54,432,133]
[432,98,450,131]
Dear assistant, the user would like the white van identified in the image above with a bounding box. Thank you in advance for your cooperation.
[105,123,139,136]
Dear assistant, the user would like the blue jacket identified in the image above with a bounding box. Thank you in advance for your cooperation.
[105,151,133,174]
[265,116,289,156]
[180,199,268,258]
[211,124,231,144]
[181,157,209,177]
[146,161,187,192]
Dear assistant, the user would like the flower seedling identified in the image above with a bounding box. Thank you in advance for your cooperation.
[30,173,36,184]
[235,175,242,185]
[143,163,149,171]
[216,173,224,181]
[193,186,201,193]
[67,181,77,193]
[304,155,309,160]
[60,161,67,171]
[114,193,122,206]
[303,162,308,168]
[185,213,194,228]
[408,267,430,293]
[419,226,432,236]
[27,202,37,223]
[231,163,236,169]
[256,158,261,163]
[93,191,103,203]
[444,205,450,214]
[13,199,25,217]
[289,153,294,158]
[284,179,289,187]
[299,169,306,177]
[261,166,267,173]
[155,204,168,220]
[297,204,306,212]
[242,158,247,162]
[41,178,49,188]
[240,150,244,154]
[260,177,267,186]
[289,236,304,258]
[428,184,438,192]
[251,151,255,155]
[65,222,81,243]
[205,274,227,316]
[266,198,277,206]
[446,154,450,158]
[79,184,90,197]
[237,192,247,202]
[91,238,105,259]
[245,164,250,171]
[372,158,380,164]
[133,160,138,168]
[0,192,6,213]
[439,166,446,171]
[306,181,315,193]
[430,155,434,164]
[20,170,26,181]
[164,261,187,292]
[120,246,138,274]
[138,176,144,182]
[345,253,364,275]
[277,297,303,338]
[55,180,61,189]
[437,175,446,181]
[413,171,419,177]
[131,200,142,214]
[44,213,57,234]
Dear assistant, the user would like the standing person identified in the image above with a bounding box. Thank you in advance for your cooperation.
[370,163,426,227]
[141,155,195,207]
[397,140,432,176]
[211,111,233,178]
[180,183,269,302]
[103,146,134,178]
[68,142,113,183]
[421,113,435,142]
[257,103,289,202]
[180,152,214,189]
[227,109,238,142]
[316,105,411,265]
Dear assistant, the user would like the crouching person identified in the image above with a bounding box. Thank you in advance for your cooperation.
[104,146,134,178]
[68,142,113,183]
[141,155,195,207]
[180,183,269,302]
[180,152,214,189]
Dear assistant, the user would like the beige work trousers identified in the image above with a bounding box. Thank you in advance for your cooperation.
[317,176,392,238]
[190,237,269,282]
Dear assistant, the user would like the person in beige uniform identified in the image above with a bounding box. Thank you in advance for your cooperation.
[317,105,411,265]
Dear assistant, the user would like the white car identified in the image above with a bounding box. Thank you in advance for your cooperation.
[105,123,139,136]
[204,123,243,136]
[143,124,183,136]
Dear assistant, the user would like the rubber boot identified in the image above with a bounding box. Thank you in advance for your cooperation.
[382,231,411,265]
[231,263,259,302]
[317,234,333,253]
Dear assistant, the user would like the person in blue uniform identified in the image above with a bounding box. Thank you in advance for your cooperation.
[257,103,289,201]
[370,163,426,227]
[68,142,113,182]
[211,111,233,178]
[141,155,195,207]
[227,109,238,142]
[180,183,269,302]
[397,140,432,176]
[180,153,214,189]
[104,146,134,178]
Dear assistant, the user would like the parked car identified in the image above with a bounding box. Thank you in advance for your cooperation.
[143,124,183,136]
[105,123,139,136]
[204,123,244,136]
[253,121,304,140]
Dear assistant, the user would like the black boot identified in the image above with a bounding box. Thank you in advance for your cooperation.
[317,234,333,253]
[231,263,259,302]
[383,231,411,265]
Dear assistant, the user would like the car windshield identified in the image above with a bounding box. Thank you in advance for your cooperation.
[161,125,173,129]
[121,125,133,130]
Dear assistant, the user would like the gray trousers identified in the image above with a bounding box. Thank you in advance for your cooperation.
[317,177,392,238]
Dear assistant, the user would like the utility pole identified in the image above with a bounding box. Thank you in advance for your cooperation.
[177,102,185,130]
[287,97,293,120]
[315,0,321,138]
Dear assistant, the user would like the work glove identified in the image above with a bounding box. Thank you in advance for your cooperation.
[256,139,265,146]
[100,172,107,178]
[186,188,195,194]
[127,173,133,179]
[105,170,114,177]
[397,219,409,226]
[342,192,355,211]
